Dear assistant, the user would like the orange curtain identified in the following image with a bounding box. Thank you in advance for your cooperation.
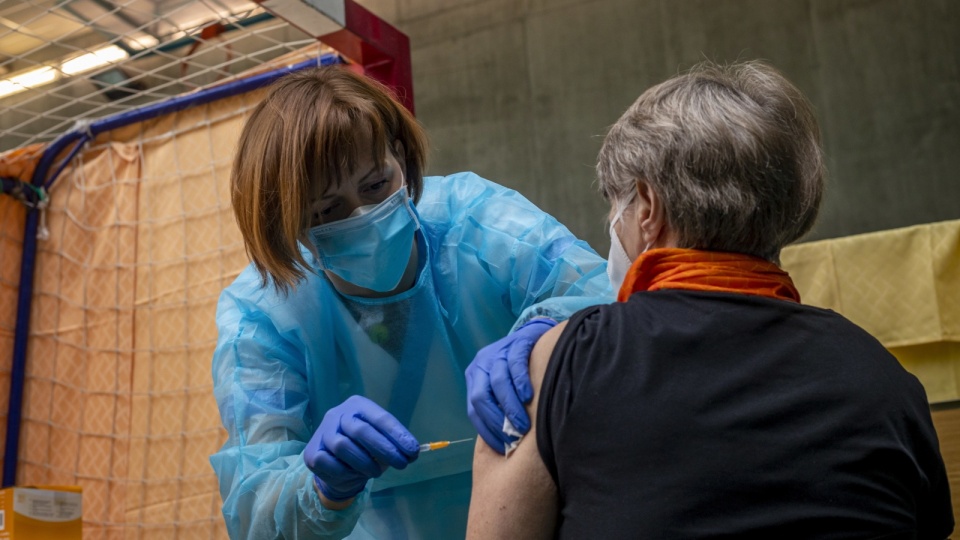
[0,143,44,488]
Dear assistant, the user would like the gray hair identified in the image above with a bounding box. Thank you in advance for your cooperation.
[596,60,824,261]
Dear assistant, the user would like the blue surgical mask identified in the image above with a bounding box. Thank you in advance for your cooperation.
[308,184,420,293]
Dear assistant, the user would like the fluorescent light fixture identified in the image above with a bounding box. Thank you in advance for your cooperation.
[61,45,129,75]
[0,66,57,99]
[125,34,159,50]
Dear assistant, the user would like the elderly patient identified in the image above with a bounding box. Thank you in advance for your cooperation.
[467,61,954,539]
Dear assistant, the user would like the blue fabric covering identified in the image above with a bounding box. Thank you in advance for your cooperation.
[210,172,613,539]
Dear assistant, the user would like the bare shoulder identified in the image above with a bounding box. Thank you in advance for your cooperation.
[466,320,567,539]
[529,320,568,392]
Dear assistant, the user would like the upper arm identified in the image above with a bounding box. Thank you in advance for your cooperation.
[467,321,568,539]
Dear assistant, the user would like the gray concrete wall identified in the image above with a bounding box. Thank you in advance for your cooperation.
[366,0,960,253]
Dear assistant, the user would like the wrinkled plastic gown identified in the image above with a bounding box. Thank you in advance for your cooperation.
[210,172,613,539]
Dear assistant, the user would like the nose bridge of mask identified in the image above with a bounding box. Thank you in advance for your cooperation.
[311,181,414,239]
[349,171,407,219]
[350,204,377,218]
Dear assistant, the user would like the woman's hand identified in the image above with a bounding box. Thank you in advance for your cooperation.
[304,396,420,505]
[465,318,558,454]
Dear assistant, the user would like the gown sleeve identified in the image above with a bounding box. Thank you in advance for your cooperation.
[505,211,614,330]
[428,172,614,331]
[209,269,367,540]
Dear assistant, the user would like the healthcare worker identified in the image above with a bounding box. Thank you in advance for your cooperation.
[210,66,612,539]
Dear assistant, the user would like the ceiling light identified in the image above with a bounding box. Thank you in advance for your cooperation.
[125,35,159,50]
[61,45,129,76]
[0,67,57,99]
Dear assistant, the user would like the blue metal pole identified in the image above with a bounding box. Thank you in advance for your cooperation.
[38,54,341,189]
[2,208,39,487]
[86,55,341,145]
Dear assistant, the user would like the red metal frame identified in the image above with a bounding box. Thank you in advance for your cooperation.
[255,0,414,114]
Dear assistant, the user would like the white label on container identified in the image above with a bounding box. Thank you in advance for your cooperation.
[13,489,81,522]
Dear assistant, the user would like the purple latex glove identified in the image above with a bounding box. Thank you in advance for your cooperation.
[465,318,558,454]
[304,395,420,502]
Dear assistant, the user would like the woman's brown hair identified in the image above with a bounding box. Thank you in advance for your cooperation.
[231,66,429,293]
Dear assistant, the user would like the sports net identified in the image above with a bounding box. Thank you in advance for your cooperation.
[0,0,321,153]
[0,2,345,536]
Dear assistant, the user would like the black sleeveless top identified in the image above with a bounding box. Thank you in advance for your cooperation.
[537,290,953,539]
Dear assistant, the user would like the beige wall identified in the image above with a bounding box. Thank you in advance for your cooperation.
[361,0,960,253]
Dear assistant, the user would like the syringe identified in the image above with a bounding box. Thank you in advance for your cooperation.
[419,437,474,452]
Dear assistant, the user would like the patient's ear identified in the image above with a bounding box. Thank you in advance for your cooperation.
[633,181,666,247]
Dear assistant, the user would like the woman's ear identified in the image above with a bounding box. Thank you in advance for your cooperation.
[392,139,405,160]
[634,181,665,246]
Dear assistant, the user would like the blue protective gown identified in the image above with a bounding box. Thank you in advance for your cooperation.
[210,172,613,539]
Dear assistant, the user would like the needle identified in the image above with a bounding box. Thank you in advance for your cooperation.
[418,437,474,452]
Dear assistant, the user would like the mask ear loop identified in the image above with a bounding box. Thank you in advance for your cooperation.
[609,191,637,234]
[397,170,421,231]
[611,190,657,256]
[607,192,637,291]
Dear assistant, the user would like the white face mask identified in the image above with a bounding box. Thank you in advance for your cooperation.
[607,202,633,291]
[606,194,651,291]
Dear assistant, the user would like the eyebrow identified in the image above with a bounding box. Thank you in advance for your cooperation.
[319,163,380,202]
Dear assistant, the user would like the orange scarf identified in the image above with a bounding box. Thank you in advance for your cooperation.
[618,248,800,303]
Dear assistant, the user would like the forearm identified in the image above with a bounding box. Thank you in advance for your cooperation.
[212,443,366,539]
[513,293,611,329]
[510,231,613,330]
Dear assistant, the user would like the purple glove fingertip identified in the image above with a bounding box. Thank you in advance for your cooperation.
[521,317,558,330]
[509,318,557,403]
